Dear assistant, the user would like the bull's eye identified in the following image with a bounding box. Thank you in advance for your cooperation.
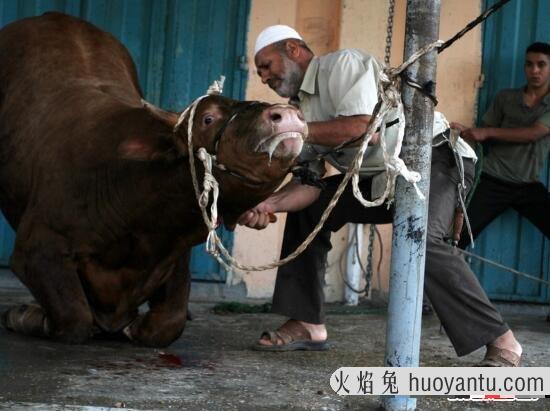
[203,115,215,125]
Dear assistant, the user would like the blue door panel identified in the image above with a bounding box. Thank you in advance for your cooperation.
[0,0,251,281]
[0,217,14,266]
[472,0,550,302]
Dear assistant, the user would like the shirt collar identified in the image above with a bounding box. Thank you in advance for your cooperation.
[521,85,550,106]
[299,57,319,96]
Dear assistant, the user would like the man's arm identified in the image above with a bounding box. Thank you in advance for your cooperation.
[307,115,378,146]
[237,179,321,230]
[450,121,550,143]
[306,52,383,147]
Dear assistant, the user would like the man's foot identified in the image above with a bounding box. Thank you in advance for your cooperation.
[253,319,329,351]
[479,331,522,367]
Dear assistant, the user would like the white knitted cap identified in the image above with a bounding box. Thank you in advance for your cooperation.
[254,25,303,55]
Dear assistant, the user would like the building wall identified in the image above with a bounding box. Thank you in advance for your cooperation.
[232,0,482,301]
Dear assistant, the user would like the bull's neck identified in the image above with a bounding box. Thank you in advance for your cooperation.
[216,174,285,227]
[101,159,201,234]
[103,158,285,234]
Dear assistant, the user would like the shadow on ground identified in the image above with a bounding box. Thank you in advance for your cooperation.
[1,270,549,410]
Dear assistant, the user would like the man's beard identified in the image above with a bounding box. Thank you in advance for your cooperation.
[272,57,302,98]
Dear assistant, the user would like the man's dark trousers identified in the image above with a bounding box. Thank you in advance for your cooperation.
[272,145,509,356]
[458,172,550,249]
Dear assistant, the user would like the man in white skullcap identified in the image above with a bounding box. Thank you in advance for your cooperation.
[239,25,522,366]
[253,25,307,98]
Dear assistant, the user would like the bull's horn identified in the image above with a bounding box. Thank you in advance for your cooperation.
[141,99,179,126]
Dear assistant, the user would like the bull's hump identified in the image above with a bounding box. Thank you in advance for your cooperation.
[0,12,141,94]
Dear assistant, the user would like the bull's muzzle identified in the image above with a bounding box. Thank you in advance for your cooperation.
[255,104,307,160]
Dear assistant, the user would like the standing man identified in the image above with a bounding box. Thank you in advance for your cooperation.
[240,25,522,366]
[454,42,550,246]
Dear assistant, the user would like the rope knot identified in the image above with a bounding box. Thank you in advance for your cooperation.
[196,148,220,213]
[387,157,425,200]
[206,231,218,254]
[207,76,226,95]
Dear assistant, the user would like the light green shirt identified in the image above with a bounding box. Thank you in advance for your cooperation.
[296,49,476,182]
[482,88,550,183]
[297,49,396,177]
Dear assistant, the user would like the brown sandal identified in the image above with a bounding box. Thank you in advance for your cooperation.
[252,320,330,352]
[477,346,521,367]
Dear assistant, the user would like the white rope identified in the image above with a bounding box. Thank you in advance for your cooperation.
[183,40,445,273]
[212,106,387,272]
[346,42,445,208]
[181,92,383,272]
[176,77,245,273]
[350,72,424,208]
[207,75,225,95]
[184,86,407,272]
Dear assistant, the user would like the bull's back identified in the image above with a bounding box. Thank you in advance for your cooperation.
[0,13,144,226]
[0,12,142,102]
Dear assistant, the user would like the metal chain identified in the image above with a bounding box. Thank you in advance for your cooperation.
[351,0,396,296]
[348,0,396,296]
[384,0,396,66]
[342,224,378,295]
[364,224,376,293]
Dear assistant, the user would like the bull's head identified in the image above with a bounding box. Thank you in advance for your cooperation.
[174,95,306,184]
[118,95,307,219]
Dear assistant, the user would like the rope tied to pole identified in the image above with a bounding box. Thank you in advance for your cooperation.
[457,248,550,287]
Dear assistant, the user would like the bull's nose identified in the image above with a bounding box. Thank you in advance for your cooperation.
[263,105,306,128]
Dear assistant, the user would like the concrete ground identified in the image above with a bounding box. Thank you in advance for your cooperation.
[1,269,549,411]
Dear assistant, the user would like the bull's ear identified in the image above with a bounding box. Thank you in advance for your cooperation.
[143,99,190,158]
[118,136,174,161]
[141,99,179,125]
[118,102,179,161]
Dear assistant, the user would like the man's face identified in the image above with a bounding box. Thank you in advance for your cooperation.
[255,44,303,98]
[524,52,550,89]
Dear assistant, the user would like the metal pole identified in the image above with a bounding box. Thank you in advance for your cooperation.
[383,1,441,410]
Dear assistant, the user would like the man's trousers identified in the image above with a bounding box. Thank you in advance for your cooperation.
[272,144,509,356]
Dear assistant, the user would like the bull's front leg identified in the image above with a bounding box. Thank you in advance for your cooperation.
[123,252,191,347]
[3,223,94,343]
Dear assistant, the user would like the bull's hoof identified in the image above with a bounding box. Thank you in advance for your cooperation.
[123,315,185,347]
[1,304,47,336]
[49,317,94,344]
[51,328,92,344]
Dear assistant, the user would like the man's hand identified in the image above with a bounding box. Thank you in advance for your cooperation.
[449,122,468,132]
[450,121,549,144]
[307,115,372,146]
[450,122,488,142]
[237,201,277,230]
[460,127,489,142]
[237,179,322,230]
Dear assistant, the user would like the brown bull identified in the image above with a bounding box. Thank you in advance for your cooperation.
[0,12,306,346]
